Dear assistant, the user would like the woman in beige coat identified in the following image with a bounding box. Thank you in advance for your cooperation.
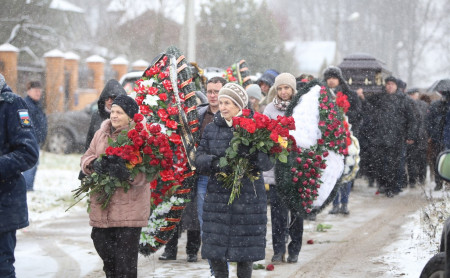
[81,94,150,278]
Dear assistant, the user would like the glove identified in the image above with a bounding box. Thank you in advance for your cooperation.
[107,156,131,181]
[238,144,258,161]
[92,157,109,175]
[211,156,232,174]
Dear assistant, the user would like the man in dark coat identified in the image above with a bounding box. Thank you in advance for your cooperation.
[84,79,127,149]
[0,73,39,278]
[406,88,428,187]
[364,76,416,197]
[426,89,450,190]
[22,80,47,191]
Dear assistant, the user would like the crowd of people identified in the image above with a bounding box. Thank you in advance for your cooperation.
[0,61,448,277]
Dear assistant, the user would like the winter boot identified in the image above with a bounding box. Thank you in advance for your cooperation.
[329,204,340,214]
[339,204,349,215]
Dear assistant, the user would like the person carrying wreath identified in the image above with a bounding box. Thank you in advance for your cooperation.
[263,73,304,264]
[195,83,273,278]
[80,94,150,278]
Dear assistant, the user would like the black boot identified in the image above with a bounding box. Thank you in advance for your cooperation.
[339,204,349,215]
[329,204,339,214]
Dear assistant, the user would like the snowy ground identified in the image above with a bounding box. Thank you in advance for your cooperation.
[13,151,450,277]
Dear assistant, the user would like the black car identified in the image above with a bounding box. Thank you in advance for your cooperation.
[45,101,97,154]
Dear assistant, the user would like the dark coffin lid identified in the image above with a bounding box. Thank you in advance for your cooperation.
[338,53,390,73]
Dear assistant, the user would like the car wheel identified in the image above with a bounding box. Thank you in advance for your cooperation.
[420,252,446,278]
[47,128,73,154]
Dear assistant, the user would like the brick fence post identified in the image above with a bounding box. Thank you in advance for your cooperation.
[110,57,129,81]
[64,52,79,110]
[44,49,65,114]
[0,43,19,93]
[131,59,149,72]
[86,55,105,97]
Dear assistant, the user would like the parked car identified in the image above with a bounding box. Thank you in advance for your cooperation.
[45,101,97,154]
[45,71,208,154]
[420,149,450,278]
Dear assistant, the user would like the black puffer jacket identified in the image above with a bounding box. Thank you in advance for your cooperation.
[363,90,416,147]
[195,112,273,262]
[84,80,127,150]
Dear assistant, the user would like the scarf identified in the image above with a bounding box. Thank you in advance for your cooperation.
[273,97,291,111]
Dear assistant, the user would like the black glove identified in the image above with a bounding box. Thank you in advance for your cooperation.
[211,156,232,174]
[238,144,258,161]
[92,157,109,175]
[107,156,131,181]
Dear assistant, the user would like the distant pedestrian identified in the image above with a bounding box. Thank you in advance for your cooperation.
[246,84,263,112]
[363,76,416,197]
[425,85,450,190]
[406,88,428,187]
[0,73,39,278]
[257,69,279,112]
[22,80,47,191]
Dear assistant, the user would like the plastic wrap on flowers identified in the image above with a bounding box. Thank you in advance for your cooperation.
[275,80,346,218]
[134,46,200,256]
[224,60,253,89]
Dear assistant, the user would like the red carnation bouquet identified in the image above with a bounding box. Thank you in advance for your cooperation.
[71,113,173,210]
[218,109,296,204]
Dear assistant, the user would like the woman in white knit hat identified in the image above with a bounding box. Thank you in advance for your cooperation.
[263,73,304,264]
[195,83,273,278]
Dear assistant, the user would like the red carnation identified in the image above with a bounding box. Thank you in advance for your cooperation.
[135,122,144,132]
[127,129,139,139]
[157,109,169,121]
[159,93,168,102]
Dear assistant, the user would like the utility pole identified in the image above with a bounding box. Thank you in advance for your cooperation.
[183,0,196,61]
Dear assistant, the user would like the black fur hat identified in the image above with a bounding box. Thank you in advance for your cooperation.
[112,95,139,119]
[385,76,397,84]
[323,66,344,81]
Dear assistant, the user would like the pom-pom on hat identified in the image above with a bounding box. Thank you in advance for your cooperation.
[112,95,139,119]
[218,83,248,110]
[274,73,297,91]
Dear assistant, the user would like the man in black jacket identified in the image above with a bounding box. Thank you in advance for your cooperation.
[23,80,47,191]
[364,76,416,197]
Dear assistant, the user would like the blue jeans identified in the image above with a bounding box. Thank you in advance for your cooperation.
[196,175,209,234]
[23,161,38,191]
[0,231,16,278]
[333,181,353,205]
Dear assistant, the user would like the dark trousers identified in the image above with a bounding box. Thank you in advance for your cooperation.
[0,230,16,278]
[373,145,403,193]
[164,226,200,256]
[268,185,304,256]
[396,145,408,188]
[91,227,141,278]
[407,144,427,185]
[210,260,252,278]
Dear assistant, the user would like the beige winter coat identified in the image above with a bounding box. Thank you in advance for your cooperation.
[81,119,150,228]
